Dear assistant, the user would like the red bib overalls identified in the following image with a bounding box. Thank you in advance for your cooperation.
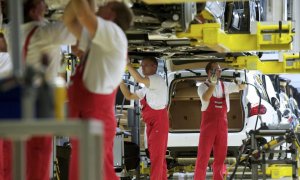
[0,26,52,180]
[194,82,227,180]
[141,97,169,180]
[68,58,118,180]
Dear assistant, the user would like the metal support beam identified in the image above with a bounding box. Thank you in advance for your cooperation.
[12,141,25,180]
[266,0,287,21]
[251,133,258,180]
[293,0,300,51]
[8,0,23,78]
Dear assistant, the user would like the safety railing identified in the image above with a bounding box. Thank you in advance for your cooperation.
[0,120,103,180]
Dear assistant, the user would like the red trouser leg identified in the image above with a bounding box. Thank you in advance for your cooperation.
[146,112,169,180]
[3,140,12,180]
[194,133,215,180]
[103,125,118,180]
[1,140,13,180]
[212,128,227,180]
[0,140,3,180]
[68,120,118,180]
[26,136,52,180]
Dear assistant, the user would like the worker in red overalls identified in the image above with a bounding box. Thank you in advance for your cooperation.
[194,62,245,180]
[3,0,75,179]
[63,0,133,179]
[120,57,169,180]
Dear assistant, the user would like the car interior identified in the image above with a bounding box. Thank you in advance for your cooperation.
[169,77,244,132]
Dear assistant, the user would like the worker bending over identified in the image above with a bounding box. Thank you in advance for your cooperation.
[63,0,133,179]
[120,57,169,180]
[194,62,246,180]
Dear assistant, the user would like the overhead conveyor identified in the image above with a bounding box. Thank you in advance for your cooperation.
[176,21,294,52]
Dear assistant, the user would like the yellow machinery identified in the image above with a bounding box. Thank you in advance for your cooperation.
[143,0,236,4]
[226,127,300,179]
[294,125,300,178]
[176,22,294,52]
[224,53,300,74]
[54,81,67,121]
[265,164,292,179]
[263,126,300,179]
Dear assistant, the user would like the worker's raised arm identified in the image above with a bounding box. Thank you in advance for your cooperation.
[72,0,98,38]
[202,84,216,102]
[63,1,82,39]
[202,74,217,102]
[127,63,150,87]
[120,81,140,100]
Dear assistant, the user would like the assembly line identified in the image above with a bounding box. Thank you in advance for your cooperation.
[0,0,300,180]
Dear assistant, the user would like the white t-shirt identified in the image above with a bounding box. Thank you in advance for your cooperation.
[197,80,239,112]
[79,17,127,94]
[136,74,168,110]
[0,52,12,79]
[5,20,76,83]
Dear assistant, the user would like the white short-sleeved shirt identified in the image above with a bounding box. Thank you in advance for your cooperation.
[197,80,239,112]
[5,20,76,83]
[0,52,12,79]
[79,17,127,94]
[135,74,168,110]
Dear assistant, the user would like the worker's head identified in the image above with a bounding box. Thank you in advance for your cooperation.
[96,1,133,32]
[205,62,222,78]
[141,57,158,76]
[0,33,7,52]
[23,0,47,23]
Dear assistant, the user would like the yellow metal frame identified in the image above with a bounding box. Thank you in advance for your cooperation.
[142,0,235,4]
[294,125,300,177]
[224,53,300,74]
[265,165,293,179]
[140,161,150,175]
[176,22,294,52]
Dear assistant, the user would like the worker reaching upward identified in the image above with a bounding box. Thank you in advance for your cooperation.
[63,0,133,179]
[120,57,169,180]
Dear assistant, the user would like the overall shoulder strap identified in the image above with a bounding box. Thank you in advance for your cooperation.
[23,26,39,61]
[221,81,225,97]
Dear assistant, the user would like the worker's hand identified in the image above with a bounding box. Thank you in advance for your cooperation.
[235,78,247,90]
[235,78,243,85]
[209,74,218,85]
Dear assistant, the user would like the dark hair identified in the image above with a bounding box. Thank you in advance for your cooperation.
[23,0,46,23]
[205,61,217,74]
[110,2,133,32]
[143,57,158,66]
[23,0,40,23]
